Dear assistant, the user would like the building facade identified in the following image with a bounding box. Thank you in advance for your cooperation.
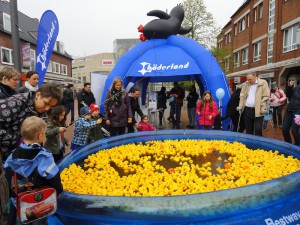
[72,53,115,91]
[0,1,75,86]
[217,0,300,91]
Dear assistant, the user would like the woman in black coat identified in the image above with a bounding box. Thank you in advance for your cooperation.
[157,87,167,127]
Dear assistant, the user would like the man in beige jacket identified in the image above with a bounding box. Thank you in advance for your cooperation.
[237,72,270,136]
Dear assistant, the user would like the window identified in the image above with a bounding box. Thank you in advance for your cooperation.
[225,58,230,71]
[234,52,240,68]
[82,76,87,83]
[61,64,67,75]
[259,3,263,19]
[30,49,36,70]
[253,41,262,62]
[247,14,250,27]
[47,61,52,72]
[254,8,258,22]
[283,25,299,52]
[239,18,246,33]
[1,47,13,65]
[234,24,238,35]
[242,48,249,65]
[228,32,231,43]
[268,0,275,32]
[3,13,11,32]
[267,35,274,64]
[53,62,60,73]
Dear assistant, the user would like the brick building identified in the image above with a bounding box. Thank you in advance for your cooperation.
[0,0,76,86]
[217,0,300,91]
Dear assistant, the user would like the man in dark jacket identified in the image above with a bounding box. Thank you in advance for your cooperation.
[77,83,96,113]
[282,80,300,146]
[167,82,185,129]
[127,87,144,133]
[63,83,75,122]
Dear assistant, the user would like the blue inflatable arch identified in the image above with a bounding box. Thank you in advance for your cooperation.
[101,35,230,128]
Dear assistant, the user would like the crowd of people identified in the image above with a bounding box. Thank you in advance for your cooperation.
[0,65,299,224]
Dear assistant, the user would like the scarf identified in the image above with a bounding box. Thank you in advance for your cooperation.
[25,81,38,92]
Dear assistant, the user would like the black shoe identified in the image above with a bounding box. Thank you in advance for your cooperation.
[186,125,191,128]
[190,126,194,129]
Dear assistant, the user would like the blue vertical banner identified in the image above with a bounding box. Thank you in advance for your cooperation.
[36,10,59,87]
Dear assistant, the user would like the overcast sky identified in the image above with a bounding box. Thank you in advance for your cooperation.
[17,0,244,57]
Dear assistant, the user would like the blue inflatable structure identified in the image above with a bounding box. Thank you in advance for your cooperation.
[55,130,300,225]
[100,35,230,122]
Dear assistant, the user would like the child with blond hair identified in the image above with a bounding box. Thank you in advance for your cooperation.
[4,116,63,225]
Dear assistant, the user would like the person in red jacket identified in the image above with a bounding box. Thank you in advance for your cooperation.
[196,90,219,130]
[137,115,156,131]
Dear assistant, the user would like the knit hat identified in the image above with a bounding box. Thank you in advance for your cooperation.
[271,82,277,88]
[80,106,90,116]
[89,103,99,112]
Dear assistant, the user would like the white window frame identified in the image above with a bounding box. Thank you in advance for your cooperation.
[30,49,36,70]
[234,52,240,68]
[61,64,67,75]
[3,13,11,32]
[259,3,263,19]
[253,41,262,62]
[225,57,230,71]
[239,17,246,33]
[242,48,249,65]
[283,25,298,52]
[47,61,52,72]
[254,7,258,22]
[1,47,13,65]
[267,35,274,64]
[52,62,60,74]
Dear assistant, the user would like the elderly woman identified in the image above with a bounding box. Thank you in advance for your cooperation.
[0,66,20,99]
[18,70,39,93]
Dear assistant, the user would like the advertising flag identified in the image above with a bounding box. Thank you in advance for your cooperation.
[36,10,59,87]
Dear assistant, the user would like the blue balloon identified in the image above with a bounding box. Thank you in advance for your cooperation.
[216,88,225,100]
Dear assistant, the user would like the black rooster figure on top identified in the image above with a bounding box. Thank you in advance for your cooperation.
[138,5,192,41]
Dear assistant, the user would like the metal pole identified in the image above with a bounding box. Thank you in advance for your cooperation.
[10,0,22,87]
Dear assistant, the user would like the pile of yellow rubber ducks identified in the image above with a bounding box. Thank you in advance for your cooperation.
[61,140,300,197]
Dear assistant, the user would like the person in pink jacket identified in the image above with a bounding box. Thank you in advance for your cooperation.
[196,90,219,130]
[270,82,286,128]
[137,115,156,131]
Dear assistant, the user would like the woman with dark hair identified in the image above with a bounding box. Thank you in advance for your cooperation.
[44,105,70,162]
[17,70,39,93]
[104,77,132,136]
[0,66,20,99]
[196,90,218,130]
[186,86,199,129]
[157,86,167,128]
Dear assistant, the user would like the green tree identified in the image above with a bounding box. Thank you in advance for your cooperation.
[181,0,221,50]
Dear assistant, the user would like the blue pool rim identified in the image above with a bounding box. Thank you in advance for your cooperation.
[56,130,300,225]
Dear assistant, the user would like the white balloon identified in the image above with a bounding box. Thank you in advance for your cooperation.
[216,88,225,100]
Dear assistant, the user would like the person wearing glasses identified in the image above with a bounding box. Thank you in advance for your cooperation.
[0,66,20,99]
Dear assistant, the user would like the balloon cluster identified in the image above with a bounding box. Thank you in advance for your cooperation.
[294,114,300,126]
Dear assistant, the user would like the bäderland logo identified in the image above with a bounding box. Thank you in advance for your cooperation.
[36,21,56,71]
[138,62,190,75]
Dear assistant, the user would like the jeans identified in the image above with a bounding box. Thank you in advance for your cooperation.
[282,110,300,146]
[187,107,196,127]
[272,105,283,126]
[170,104,182,129]
[65,102,75,122]
[158,109,165,126]
[244,107,264,136]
